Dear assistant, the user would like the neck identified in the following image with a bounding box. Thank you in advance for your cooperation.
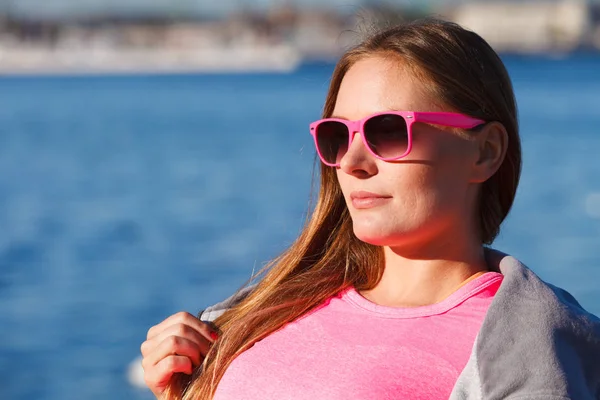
[359,235,489,308]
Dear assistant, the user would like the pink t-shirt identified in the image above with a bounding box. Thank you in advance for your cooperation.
[213,272,503,400]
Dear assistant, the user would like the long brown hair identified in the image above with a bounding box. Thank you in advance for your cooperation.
[167,18,521,399]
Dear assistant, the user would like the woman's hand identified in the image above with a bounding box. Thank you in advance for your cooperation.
[141,312,219,399]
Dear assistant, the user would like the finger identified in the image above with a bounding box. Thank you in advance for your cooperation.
[142,335,203,369]
[146,311,195,340]
[142,322,213,358]
[147,312,218,342]
[144,355,193,394]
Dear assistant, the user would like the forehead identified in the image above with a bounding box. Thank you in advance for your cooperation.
[333,55,441,119]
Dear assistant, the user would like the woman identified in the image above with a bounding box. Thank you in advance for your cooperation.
[141,19,600,400]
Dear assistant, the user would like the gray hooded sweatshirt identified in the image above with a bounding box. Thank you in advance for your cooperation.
[198,249,600,399]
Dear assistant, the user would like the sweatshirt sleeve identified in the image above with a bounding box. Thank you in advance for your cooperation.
[197,283,258,322]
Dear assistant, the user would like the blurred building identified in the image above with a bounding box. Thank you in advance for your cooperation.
[591,2,600,48]
[451,0,592,53]
[0,1,599,75]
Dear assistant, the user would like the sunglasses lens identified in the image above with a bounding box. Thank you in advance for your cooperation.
[363,114,409,159]
[315,121,349,165]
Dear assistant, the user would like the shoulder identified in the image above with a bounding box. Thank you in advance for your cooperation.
[476,248,600,398]
[487,248,600,326]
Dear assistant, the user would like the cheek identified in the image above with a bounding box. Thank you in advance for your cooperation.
[432,151,474,203]
[410,132,474,198]
[386,167,444,216]
[402,163,470,216]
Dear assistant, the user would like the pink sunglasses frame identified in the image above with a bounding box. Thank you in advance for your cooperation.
[309,111,486,167]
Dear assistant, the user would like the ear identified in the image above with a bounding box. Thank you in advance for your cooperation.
[470,121,508,183]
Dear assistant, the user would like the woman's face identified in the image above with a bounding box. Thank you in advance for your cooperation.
[334,55,481,248]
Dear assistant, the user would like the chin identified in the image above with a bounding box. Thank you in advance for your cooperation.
[351,216,427,247]
[352,225,402,246]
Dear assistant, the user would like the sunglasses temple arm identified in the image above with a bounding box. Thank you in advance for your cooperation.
[413,113,484,129]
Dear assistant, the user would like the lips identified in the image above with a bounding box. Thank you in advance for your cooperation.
[350,191,392,209]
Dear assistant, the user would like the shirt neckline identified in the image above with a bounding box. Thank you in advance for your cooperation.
[340,272,503,319]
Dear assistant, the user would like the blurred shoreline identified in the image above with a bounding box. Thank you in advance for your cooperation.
[1,0,599,75]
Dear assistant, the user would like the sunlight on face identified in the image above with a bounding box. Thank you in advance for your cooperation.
[333,55,479,249]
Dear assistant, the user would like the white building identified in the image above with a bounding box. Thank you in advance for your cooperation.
[451,0,591,53]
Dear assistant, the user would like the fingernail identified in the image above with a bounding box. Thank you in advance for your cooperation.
[210,331,219,340]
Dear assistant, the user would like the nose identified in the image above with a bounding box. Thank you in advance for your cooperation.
[338,131,378,177]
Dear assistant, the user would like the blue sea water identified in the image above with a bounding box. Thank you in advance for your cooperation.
[0,55,599,400]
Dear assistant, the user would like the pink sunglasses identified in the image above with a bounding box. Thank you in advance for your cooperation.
[309,111,485,167]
